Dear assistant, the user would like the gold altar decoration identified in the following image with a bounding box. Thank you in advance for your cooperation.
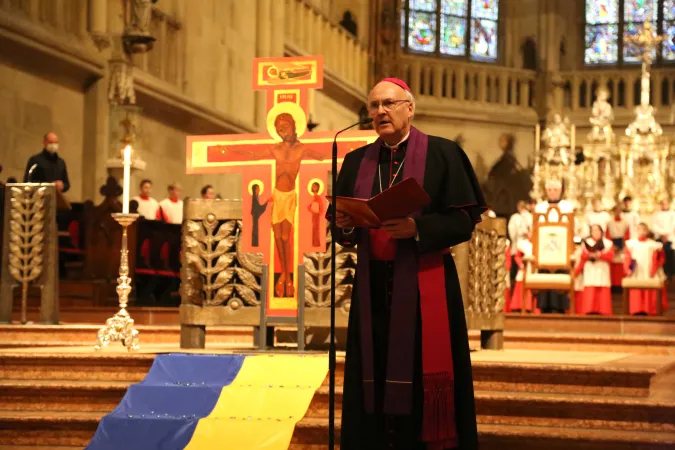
[0,184,59,325]
[531,115,577,207]
[580,86,617,211]
[94,213,140,351]
[616,19,672,214]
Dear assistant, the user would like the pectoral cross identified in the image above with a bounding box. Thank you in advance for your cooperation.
[186,56,376,315]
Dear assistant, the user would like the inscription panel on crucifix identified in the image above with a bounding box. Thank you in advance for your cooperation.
[186,56,376,316]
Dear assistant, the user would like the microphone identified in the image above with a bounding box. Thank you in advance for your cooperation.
[27,164,38,182]
[327,116,371,450]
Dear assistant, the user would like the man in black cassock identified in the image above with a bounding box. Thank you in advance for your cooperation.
[332,78,485,450]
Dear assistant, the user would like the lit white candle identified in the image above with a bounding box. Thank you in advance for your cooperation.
[535,124,540,153]
[122,145,131,214]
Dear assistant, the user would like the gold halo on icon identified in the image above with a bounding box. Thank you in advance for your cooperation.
[307,178,325,195]
[266,102,307,142]
[248,179,264,196]
[267,65,279,78]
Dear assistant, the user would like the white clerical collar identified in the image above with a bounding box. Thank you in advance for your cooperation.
[383,131,410,149]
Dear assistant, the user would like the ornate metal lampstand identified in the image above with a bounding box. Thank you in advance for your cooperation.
[95,143,140,351]
[94,213,140,351]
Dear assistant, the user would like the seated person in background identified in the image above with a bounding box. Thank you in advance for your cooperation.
[535,179,573,214]
[584,198,611,238]
[624,223,669,316]
[510,230,536,313]
[622,196,640,239]
[200,184,216,200]
[132,179,159,220]
[651,197,675,280]
[607,205,628,288]
[507,201,528,291]
[574,224,614,315]
[535,179,573,314]
[571,244,584,314]
[158,182,183,224]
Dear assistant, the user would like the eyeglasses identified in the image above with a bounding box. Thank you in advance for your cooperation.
[367,99,410,115]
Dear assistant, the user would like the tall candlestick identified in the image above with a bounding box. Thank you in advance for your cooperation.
[122,145,131,214]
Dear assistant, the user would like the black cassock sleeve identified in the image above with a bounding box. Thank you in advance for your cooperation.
[414,138,487,254]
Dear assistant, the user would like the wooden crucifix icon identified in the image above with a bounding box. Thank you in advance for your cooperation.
[186,56,376,316]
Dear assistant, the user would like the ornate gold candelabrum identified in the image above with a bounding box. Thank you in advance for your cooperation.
[94,213,140,351]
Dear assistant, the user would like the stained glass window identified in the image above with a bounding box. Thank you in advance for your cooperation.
[440,0,467,56]
[584,0,674,65]
[401,0,499,61]
[470,0,498,60]
[624,0,658,62]
[585,0,619,64]
[663,0,675,60]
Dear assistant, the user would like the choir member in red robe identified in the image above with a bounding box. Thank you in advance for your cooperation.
[607,205,628,288]
[332,78,484,450]
[574,224,614,315]
[510,233,535,313]
[624,223,669,315]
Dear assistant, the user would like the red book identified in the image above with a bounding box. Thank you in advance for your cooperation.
[329,177,431,228]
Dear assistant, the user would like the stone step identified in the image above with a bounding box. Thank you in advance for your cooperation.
[1,412,673,450]
[0,354,154,383]
[291,418,675,450]
[0,324,255,348]
[306,386,675,432]
[0,380,127,413]
[3,374,672,434]
[10,305,675,335]
[0,352,670,399]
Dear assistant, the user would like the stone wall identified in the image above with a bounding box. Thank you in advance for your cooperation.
[135,114,242,201]
[0,61,85,200]
[313,91,360,132]
[413,118,534,182]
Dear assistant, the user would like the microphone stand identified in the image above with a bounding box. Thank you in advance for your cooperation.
[329,117,372,449]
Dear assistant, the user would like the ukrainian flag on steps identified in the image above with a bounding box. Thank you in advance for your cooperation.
[87,353,328,450]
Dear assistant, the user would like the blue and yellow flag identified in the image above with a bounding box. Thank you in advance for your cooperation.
[87,353,328,450]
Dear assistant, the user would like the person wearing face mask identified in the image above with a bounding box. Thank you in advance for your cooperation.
[23,132,70,193]
[332,78,484,450]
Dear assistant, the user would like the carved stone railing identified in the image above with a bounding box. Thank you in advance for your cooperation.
[559,68,675,124]
[179,198,265,348]
[284,0,369,91]
[454,216,507,350]
[303,230,355,310]
[399,56,537,113]
[0,184,59,325]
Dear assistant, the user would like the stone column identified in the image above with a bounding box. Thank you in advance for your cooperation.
[82,76,111,203]
[256,0,272,131]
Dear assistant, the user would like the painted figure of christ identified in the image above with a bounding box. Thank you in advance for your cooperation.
[220,113,326,297]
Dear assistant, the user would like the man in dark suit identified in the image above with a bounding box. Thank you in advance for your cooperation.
[23,132,70,193]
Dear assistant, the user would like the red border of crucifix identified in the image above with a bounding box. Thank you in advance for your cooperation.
[186,56,376,317]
